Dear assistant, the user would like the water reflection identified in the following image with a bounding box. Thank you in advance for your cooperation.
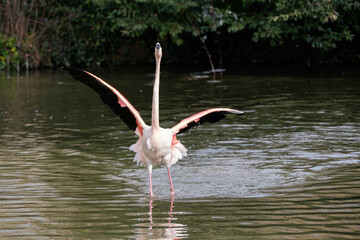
[0,66,360,239]
[133,197,188,239]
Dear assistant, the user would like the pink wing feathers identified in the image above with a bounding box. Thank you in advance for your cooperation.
[171,108,244,135]
[61,67,146,135]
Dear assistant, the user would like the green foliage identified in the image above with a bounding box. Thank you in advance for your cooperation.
[223,0,360,52]
[1,0,360,70]
[0,34,19,70]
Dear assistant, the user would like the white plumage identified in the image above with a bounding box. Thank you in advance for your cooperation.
[130,126,187,168]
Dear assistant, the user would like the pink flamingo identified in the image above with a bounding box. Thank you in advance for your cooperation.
[61,43,243,197]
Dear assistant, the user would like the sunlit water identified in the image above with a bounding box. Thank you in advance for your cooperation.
[0,65,359,239]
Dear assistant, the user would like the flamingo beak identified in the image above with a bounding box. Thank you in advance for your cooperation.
[156,43,161,49]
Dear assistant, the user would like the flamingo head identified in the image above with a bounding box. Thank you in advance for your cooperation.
[155,42,162,61]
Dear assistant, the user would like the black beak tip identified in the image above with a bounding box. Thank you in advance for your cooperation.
[156,43,161,49]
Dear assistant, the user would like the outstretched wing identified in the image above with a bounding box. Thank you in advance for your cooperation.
[60,67,146,134]
[171,108,244,135]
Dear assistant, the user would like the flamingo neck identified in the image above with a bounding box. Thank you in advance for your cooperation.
[152,58,161,130]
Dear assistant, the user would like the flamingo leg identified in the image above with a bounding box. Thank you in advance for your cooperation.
[167,167,175,195]
[148,164,153,197]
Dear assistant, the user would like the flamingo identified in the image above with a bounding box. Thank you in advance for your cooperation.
[60,43,243,197]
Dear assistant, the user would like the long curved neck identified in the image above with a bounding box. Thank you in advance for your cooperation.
[152,57,161,130]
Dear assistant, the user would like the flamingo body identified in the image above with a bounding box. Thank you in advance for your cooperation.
[61,43,243,197]
[131,126,187,168]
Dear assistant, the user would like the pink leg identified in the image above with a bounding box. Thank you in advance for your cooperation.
[148,165,153,197]
[167,167,175,195]
[149,199,153,224]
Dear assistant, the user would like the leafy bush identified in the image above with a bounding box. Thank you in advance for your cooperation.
[0,34,19,70]
[0,0,359,70]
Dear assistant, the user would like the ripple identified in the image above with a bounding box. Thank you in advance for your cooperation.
[1,67,360,239]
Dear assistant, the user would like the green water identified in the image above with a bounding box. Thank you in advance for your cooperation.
[0,65,359,239]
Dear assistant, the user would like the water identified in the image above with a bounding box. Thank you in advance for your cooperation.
[0,65,359,239]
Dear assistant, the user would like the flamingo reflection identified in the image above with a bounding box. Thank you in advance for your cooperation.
[134,197,187,239]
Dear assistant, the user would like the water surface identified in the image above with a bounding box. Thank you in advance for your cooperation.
[0,65,359,239]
